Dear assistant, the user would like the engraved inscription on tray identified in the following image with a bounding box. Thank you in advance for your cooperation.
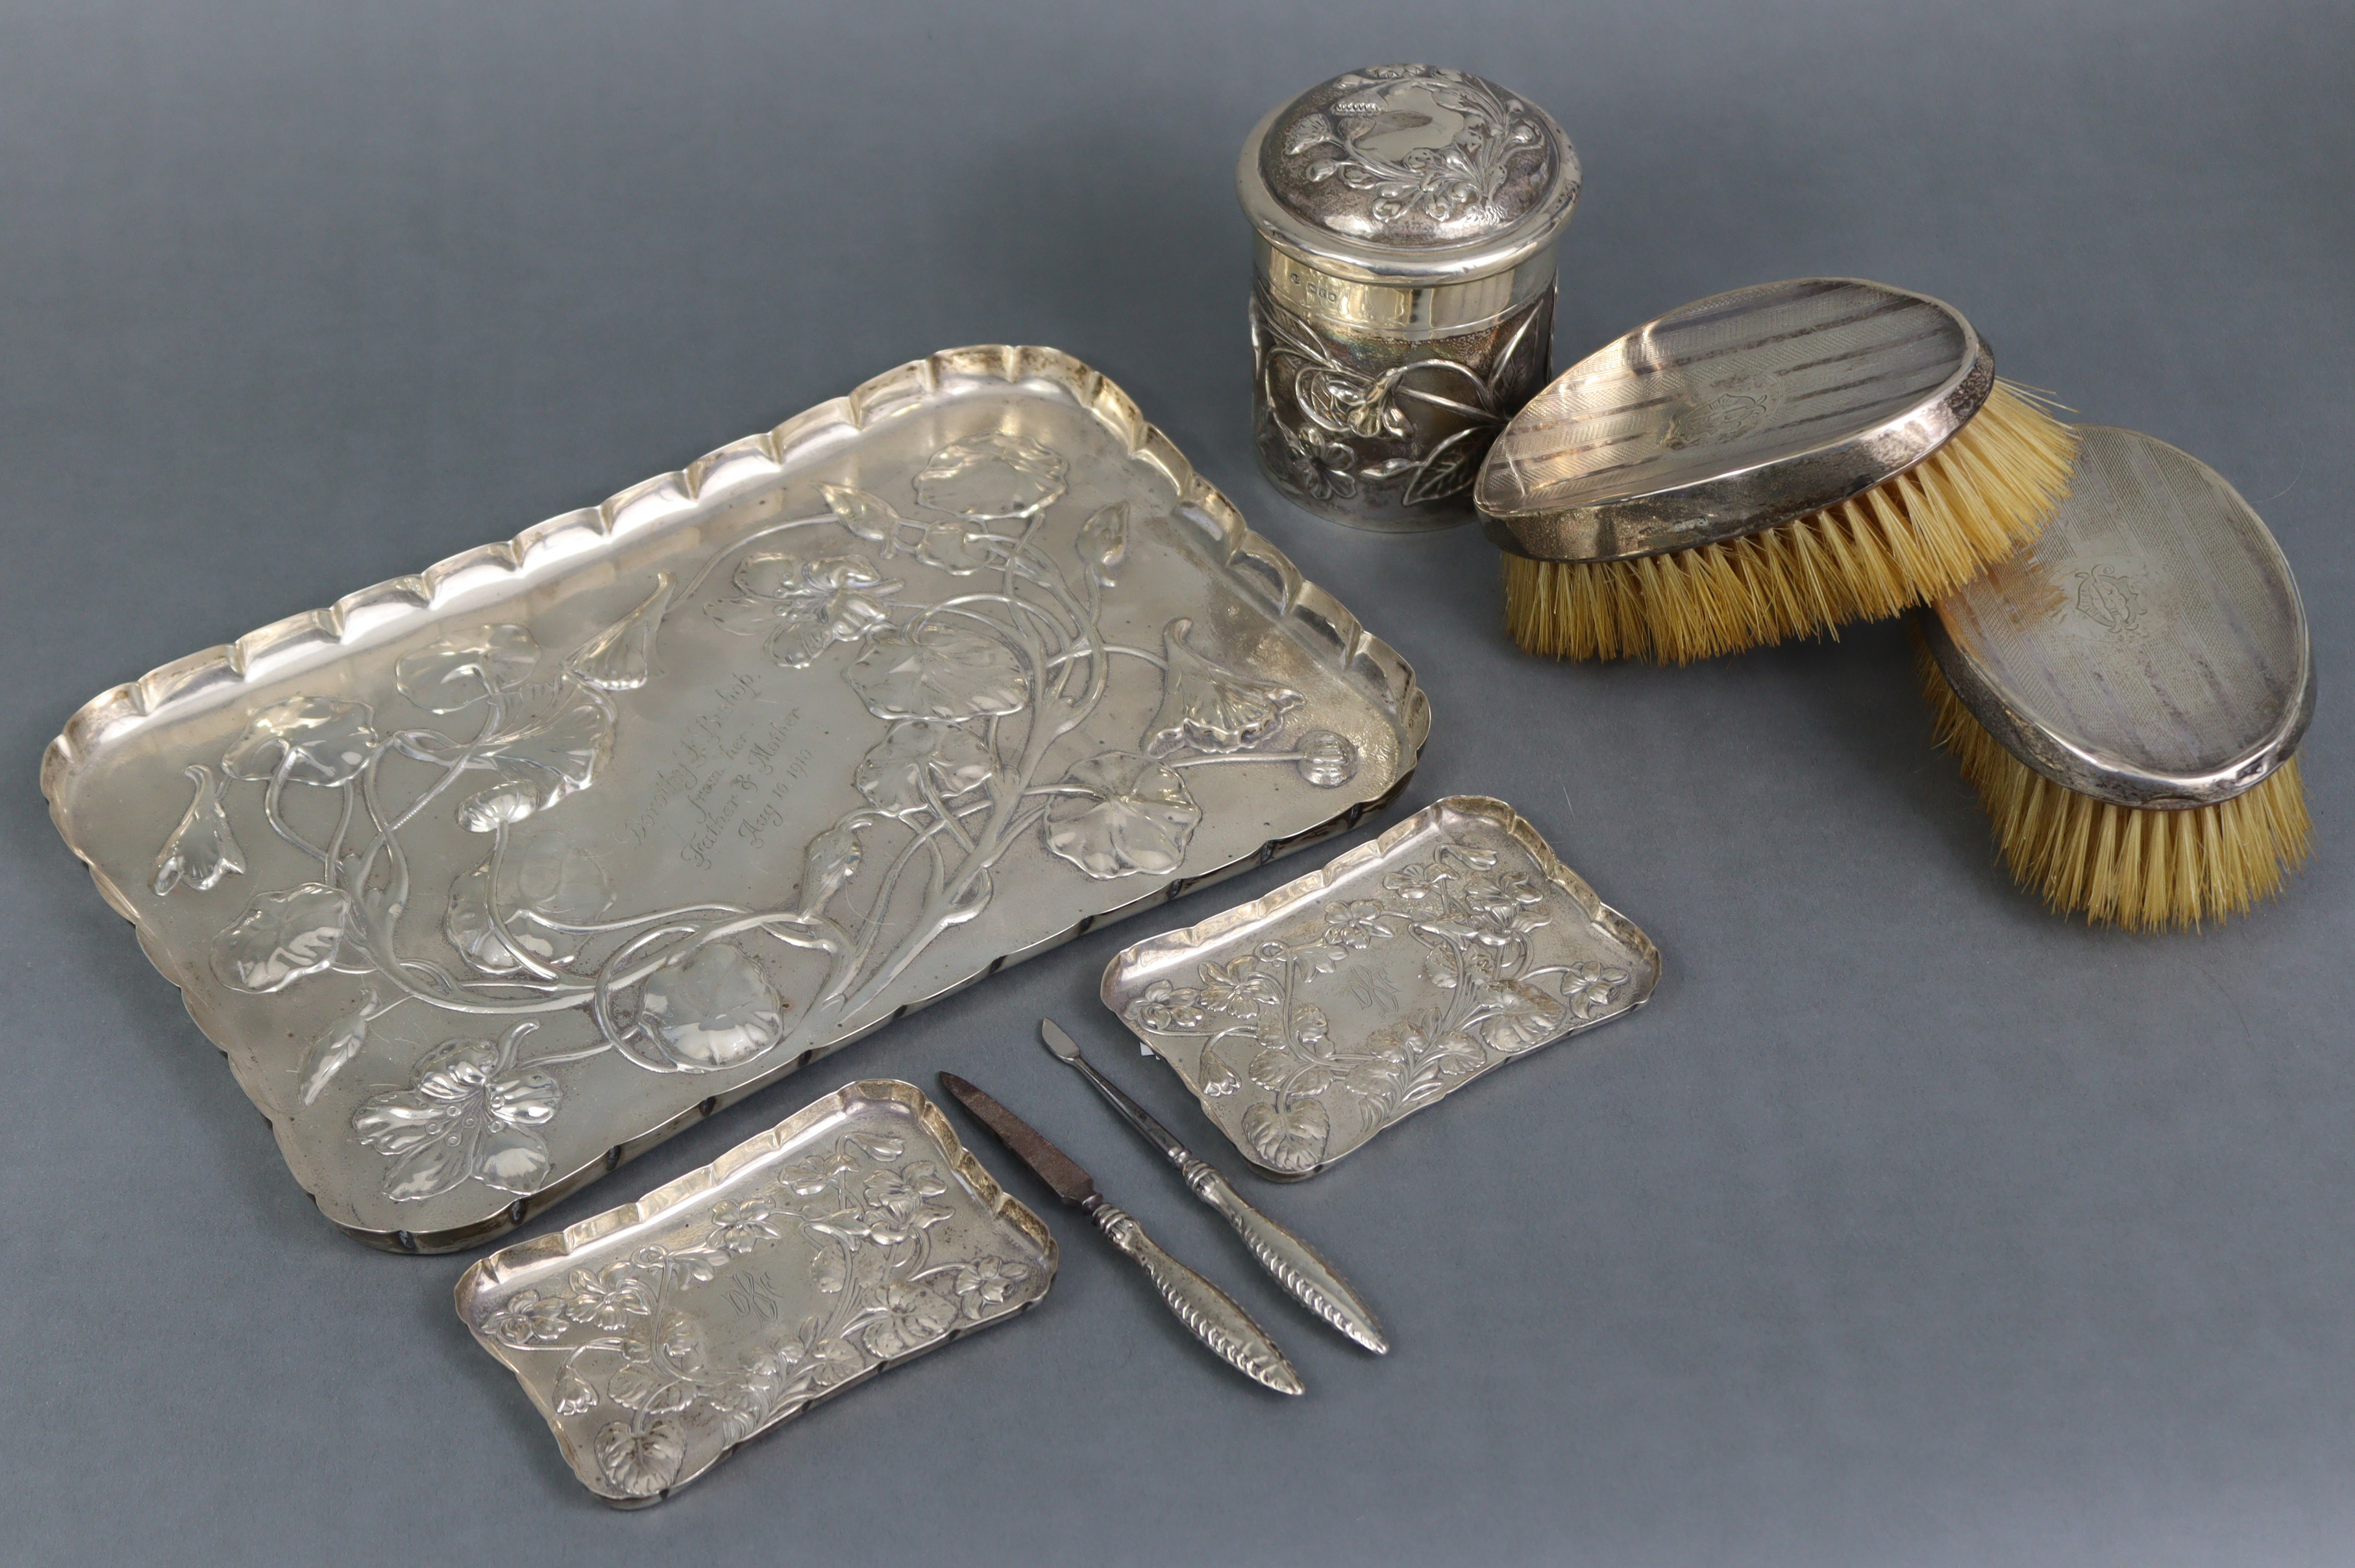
[1105,798,1658,1179]
[45,349,1426,1246]
[456,1081,1054,1505]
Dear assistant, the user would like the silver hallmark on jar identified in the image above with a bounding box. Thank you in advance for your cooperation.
[1238,64,1581,532]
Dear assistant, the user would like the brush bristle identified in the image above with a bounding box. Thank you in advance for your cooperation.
[1505,381,2079,663]
[1915,643,2312,929]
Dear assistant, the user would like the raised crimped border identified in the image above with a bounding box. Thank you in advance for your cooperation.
[452,1079,1056,1507]
[39,344,1433,1250]
[1100,794,1660,1179]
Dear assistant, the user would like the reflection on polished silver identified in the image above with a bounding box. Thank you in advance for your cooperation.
[43,346,1431,1252]
[1240,66,1579,530]
[453,1079,1054,1506]
[1925,426,2313,809]
[1475,278,1993,561]
[939,1071,1303,1395]
[1104,797,1658,1179]
[1039,1017,1388,1353]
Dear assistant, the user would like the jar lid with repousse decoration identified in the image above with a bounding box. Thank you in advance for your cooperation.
[1237,65,1581,532]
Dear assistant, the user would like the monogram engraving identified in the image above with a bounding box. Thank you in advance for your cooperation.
[2074,565,2144,631]
[1660,374,1780,450]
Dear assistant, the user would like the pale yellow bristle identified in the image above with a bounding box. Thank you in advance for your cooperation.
[1505,380,2080,663]
[1915,642,2312,929]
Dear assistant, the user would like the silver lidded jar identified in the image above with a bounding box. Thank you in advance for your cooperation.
[1239,64,1580,531]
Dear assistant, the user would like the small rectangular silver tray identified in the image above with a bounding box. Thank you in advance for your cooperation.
[41,345,1429,1251]
[454,1078,1053,1506]
[1102,796,1659,1179]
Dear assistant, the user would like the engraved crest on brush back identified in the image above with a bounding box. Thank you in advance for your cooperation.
[1924,424,2313,809]
[1476,278,1995,561]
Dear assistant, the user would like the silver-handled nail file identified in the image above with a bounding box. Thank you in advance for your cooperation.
[937,1072,1303,1395]
[1041,1018,1388,1354]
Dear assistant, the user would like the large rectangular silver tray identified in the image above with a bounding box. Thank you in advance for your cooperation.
[1102,797,1658,1179]
[42,345,1429,1250]
[454,1078,1054,1506]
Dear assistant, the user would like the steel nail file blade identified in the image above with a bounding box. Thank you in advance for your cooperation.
[1041,1018,1388,1353]
[937,1072,1303,1395]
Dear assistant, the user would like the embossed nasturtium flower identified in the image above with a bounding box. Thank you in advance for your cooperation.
[1124,979,1207,1034]
[350,1029,563,1202]
[565,1262,654,1332]
[911,432,1068,522]
[637,942,786,1071]
[859,1281,960,1360]
[706,554,902,668]
[1321,900,1393,950]
[1472,979,1569,1055]
[481,1288,571,1348]
[222,696,379,787]
[1040,752,1201,879]
[1196,955,1279,1018]
[1381,861,1445,905]
[153,763,245,896]
[1560,961,1633,1022]
[393,624,539,714]
[859,1163,952,1243]
[708,1199,781,1255]
[1461,870,1546,925]
[1142,617,1302,756]
[567,574,674,692]
[950,1256,1033,1314]
[845,625,1028,722]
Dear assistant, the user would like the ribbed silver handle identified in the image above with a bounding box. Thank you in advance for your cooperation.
[1187,1161,1390,1354]
[1092,1203,1303,1396]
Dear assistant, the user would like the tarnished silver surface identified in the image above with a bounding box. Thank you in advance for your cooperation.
[1475,277,1994,561]
[1924,425,2313,808]
[453,1079,1054,1507]
[1239,64,1580,288]
[1104,796,1658,1179]
[939,1071,1303,1395]
[1239,65,1579,531]
[41,345,1431,1252]
[1040,1017,1388,1353]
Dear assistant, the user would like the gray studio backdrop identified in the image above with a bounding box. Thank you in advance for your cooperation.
[4,3,2350,1565]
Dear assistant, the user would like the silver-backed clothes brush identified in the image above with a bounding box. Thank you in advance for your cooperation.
[1041,1018,1388,1354]
[937,1072,1304,1395]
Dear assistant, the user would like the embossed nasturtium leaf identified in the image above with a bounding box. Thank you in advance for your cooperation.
[853,721,996,818]
[1039,752,1201,879]
[211,883,353,993]
[638,942,785,1071]
[911,432,1067,522]
[395,624,540,713]
[595,1416,686,1498]
[222,696,380,787]
[845,626,1027,722]
[1242,1097,1330,1175]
